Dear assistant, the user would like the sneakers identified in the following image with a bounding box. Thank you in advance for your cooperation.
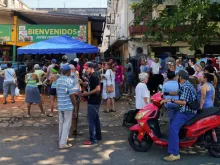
[83,140,96,145]
[163,154,180,162]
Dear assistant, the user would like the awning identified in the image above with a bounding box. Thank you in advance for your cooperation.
[18,35,99,55]
[104,39,128,54]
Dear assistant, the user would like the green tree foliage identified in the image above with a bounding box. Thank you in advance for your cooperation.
[131,0,220,51]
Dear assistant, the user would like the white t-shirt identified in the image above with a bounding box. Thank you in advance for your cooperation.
[151,62,161,74]
[135,82,150,109]
[4,68,15,82]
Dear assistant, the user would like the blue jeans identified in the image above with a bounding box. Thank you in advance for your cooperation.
[88,104,102,143]
[168,111,195,156]
[166,103,178,124]
[115,81,120,100]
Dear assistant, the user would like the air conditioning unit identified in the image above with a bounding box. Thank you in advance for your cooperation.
[136,47,144,56]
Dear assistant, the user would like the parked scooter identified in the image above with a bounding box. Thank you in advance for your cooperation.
[128,92,220,157]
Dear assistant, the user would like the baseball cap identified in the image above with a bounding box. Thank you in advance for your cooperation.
[62,55,68,60]
[74,58,79,63]
[34,64,40,69]
[51,59,56,63]
[62,65,71,71]
[83,62,95,69]
[177,70,189,80]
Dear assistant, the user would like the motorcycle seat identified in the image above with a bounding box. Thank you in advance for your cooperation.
[184,107,220,126]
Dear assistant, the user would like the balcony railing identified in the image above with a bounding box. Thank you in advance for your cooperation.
[129,25,189,35]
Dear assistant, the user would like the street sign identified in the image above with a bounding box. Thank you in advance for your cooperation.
[18,24,87,43]
[0,25,12,42]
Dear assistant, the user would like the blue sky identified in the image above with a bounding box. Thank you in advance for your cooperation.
[23,0,107,8]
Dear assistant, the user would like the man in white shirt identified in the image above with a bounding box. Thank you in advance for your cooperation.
[150,57,163,94]
[151,57,161,74]
[60,55,69,69]
[135,73,150,110]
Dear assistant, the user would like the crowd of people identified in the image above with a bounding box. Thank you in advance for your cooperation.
[1,54,220,154]
[0,55,135,149]
[135,56,220,162]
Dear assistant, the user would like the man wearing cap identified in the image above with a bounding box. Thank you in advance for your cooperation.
[56,65,77,149]
[60,55,69,69]
[46,59,57,96]
[161,70,197,161]
[82,62,102,145]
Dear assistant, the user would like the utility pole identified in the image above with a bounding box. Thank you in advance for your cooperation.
[37,0,40,8]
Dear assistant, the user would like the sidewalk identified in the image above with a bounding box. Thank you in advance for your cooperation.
[0,94,131,128]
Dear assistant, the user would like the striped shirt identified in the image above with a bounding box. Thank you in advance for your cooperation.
[26,73,38,87]
[56,76,76,111]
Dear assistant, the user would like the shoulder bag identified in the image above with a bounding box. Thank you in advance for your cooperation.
[106,70,114,93]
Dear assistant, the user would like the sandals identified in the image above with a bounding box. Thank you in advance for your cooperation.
[59,144,72,149]
[40,112,47,116]
[3,101,15,104]
[110,109,116,112]
[47,113,54,117]
[103,110,110,113]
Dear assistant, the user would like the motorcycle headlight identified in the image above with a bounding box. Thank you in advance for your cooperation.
[135,110,149,120]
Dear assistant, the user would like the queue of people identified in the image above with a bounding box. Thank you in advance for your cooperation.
[1,54,220,154]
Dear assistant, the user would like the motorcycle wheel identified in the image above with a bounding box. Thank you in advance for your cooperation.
[128,131,153,152]
[206,129,220,158]
[208,147,220,158]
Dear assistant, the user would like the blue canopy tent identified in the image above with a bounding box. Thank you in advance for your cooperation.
[17,35,99,55]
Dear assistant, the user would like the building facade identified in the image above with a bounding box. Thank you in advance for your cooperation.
[102,0,214,61]
[34,8,107,17]
[0,0,30,9]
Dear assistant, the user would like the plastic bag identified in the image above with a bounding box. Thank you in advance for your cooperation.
[15,87,20,96]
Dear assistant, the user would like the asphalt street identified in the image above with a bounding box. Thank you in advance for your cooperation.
[0,126,220,165]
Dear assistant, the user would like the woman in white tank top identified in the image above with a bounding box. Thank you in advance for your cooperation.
[0,63,17,104]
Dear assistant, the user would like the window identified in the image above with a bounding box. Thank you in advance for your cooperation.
[165,5,176,16]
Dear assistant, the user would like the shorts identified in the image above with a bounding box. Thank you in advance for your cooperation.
[126,75,133,84]
[50,88,57,96]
